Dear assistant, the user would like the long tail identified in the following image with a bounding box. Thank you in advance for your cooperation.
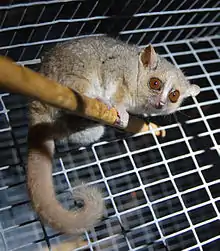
[27,124,104,235]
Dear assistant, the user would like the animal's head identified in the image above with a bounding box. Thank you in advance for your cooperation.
[136,45,200,115]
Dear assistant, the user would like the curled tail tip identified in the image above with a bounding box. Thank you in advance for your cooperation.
[73,183,105,229]
[73,183,104,213]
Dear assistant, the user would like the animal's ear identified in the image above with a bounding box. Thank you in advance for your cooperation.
[188,84,200,97]
[139,44,158,70]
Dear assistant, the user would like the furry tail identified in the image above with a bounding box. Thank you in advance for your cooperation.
[27,125,104,234]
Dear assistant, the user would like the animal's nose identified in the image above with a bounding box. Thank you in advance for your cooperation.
[155,101,165,109]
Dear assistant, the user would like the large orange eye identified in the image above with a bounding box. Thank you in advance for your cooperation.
[149,78,162,90]
[169,90,180,103]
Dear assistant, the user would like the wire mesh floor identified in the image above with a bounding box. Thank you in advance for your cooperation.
[0,35,219,251]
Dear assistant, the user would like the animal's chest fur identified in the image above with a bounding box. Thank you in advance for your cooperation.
[86,74,118,105]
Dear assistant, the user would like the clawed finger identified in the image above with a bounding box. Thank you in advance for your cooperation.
[149,122,166,137]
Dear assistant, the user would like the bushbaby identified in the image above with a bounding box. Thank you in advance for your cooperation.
[28,36,200,235]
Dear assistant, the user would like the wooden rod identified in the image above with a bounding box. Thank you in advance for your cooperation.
[0,56,149,133]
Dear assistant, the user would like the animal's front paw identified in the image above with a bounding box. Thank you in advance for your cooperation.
[114,105,129,129]
[149,122,166,137]
[96,98,129,129]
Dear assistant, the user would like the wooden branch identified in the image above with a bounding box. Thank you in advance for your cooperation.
[0,56,150,134]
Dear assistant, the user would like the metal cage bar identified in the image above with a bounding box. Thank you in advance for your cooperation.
[0,1,219,250]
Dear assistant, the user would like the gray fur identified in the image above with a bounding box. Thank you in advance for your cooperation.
[28,36,200,235]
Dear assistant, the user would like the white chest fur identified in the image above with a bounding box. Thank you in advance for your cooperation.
[86,75,118,104]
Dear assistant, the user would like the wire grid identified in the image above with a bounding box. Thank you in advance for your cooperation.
[0,0,220,251]
[0,0,219,64]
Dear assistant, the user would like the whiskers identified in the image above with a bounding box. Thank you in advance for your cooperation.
[177,109,191,118]
[173,113,179,123]
[173,110,191,125]
[160,109,191,124]
[161,113,175,124]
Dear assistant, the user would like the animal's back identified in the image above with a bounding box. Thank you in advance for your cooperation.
[40,36,138,89]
